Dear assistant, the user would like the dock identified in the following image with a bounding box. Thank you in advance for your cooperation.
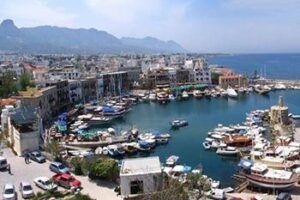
[60,136,130,148]
[232,174,249,193]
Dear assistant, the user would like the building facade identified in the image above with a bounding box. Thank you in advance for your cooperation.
[120,157,163,198]
[102,71,129,96]
[81,77,97,103]
[46,80,70,113]
[7,107,42,156]
[219,74,248,89]
[14,86,58,121]
[68,80,82,104]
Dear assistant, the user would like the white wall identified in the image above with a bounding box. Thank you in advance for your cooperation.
[120,173,162,197]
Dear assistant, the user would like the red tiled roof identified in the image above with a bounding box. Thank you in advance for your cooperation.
[0,98,17,107]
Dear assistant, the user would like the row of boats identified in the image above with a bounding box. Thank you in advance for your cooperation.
[95,129,172,157]
[203,109,300,190]
[136,82,295,104]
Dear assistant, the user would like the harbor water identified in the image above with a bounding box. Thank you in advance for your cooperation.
[89,90,300,187]
[208,53,300,80]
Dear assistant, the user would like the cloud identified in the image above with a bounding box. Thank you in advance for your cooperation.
[84,0,191,35]
[0,0,77,27]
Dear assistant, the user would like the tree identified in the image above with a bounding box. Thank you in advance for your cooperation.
[88,158,119,182]
[0,71,17,98]
[144,178,189,200]
[19,73,34,91]
[45,140,61,160]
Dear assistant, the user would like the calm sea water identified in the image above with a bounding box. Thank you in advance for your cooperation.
[208,54,300,80]
[92,90,300,187]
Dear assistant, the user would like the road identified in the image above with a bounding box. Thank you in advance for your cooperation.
[0,148,121,200]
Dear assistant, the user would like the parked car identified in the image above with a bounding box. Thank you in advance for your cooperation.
[29,151,46,163]
[19,182,35,199]
[0,156,8,170]
[277,193,292,200]
[2,183,16,200]
[49,161,69,174]
[52,173,81,189]
[34,177,57,191]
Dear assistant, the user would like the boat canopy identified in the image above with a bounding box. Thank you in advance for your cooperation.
[172,165,192,173]
[238,159,254,169]
[171,84,207,91]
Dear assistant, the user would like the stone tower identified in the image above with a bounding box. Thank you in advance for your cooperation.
[270,96,289,125]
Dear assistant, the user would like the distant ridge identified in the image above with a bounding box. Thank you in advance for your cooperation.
[0,19,187,54]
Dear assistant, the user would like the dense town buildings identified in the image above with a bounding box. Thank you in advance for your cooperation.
[1,53,249,119]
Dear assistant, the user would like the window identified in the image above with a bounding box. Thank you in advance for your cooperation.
[130,180,144,194]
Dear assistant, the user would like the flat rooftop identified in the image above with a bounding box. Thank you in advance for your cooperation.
[17,86,56,98]
[120,156,161,176]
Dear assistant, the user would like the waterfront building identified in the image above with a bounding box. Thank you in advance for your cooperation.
[49,65,81,80]
[176,67,190,84]
[81,77,97,103]
[7,106,42,156]
[270,96,290,125]
[96,75,104,101]
[186,59,212,84]
[118,65,142,88]
[68,80,82,104]
[146,68,170,88]
[46,80,70,113]
[102,71,129,96]
[120,156,163,198]
[14,86,57,122]
[218,74,248,89]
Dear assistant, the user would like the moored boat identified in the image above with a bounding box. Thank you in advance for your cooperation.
[226,88,238,98]
[193,90,203,99]
[216,146,239,156]
[170,119,188,129]
[238,159,298,189]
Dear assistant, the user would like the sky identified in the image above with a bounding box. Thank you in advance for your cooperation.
[1,0,300,53]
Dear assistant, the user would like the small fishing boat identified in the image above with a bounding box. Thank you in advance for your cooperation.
[149,93,156,101]
[193,90,203,99]
[292,115,300,119]
[202,141,211,150]
[156,138,169,145]
[192,163,203,175]
[182,91,189,99]
[254,85,271,95]
[226,88,238,98]
[274,83,286,90]
[105,145,119,157]
[170,119,188,129]
[137,140,152,152]
[166,155,179,166]
[216,146,239,156]
[168,94,176,101]
[122,142,138,154]
[116,144,126,155]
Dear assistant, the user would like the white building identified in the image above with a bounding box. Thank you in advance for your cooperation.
[120,156,163,198]
[186,58,212,84]
[7,107,42,156]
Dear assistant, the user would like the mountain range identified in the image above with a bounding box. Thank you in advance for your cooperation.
[0,19,187,54]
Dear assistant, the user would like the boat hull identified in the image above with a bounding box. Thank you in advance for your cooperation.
[244,174,296,189]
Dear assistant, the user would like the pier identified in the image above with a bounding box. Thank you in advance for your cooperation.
[60,136,130,148]
[262,79,300,87]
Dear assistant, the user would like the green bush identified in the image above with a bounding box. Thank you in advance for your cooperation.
[88,158,119,182]
[70,157,84,175]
